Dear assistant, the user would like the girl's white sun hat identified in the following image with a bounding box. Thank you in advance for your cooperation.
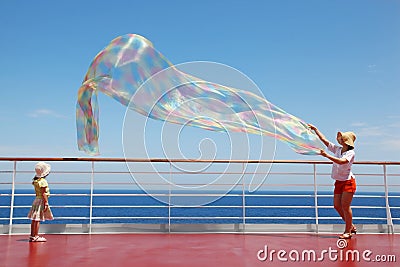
[35,162,51,178]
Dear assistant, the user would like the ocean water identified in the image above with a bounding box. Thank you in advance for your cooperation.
[0,190,398,225]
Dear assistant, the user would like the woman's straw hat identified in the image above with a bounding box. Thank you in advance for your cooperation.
[339,132,356,147]
[35,162,51,178]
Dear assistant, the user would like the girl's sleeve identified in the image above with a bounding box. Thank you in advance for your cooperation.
[38,179,49,188]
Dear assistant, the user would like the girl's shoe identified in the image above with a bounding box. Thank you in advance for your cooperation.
[29,236,47,242]
[339,233,352,239]
[351,225,357,234]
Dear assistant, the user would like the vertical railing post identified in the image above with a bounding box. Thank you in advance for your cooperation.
[89,161,94,234]
[383,164,394,234]
[313,163,319,234]
[242,162,246,232]
[8,161,17,235]
[168,162,172,233]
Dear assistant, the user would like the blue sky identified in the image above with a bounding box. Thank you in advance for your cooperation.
[0,0,399,162]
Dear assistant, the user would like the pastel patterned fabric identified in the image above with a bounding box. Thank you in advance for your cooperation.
[77,34,324,155]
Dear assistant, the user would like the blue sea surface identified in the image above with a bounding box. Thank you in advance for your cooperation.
[0,190,398,225]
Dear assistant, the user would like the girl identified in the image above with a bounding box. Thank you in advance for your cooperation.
[27,162,54,242]
[308,124,357,239]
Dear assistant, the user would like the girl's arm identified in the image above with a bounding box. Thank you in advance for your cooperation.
[320,150,348,165]
[41,187,49,211]
[308,124,330,147]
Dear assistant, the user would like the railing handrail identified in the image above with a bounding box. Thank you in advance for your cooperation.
[0,157,398,235]
[1,157,400,165]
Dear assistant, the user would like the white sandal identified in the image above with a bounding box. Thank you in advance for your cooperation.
[29,236,47,242]
[339,233,352,239]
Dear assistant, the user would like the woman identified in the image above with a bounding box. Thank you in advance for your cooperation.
[308,124,357,239]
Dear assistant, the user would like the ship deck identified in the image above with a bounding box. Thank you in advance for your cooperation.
[1,233,398,267]
[1,157,399,266]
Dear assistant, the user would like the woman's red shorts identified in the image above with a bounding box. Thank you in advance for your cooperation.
[334,178,356,194]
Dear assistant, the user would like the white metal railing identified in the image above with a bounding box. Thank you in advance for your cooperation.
[0,157,399,235]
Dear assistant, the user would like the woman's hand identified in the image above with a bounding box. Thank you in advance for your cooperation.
[307,124,330,147]
[319,149,328,158]
[308,123,317,131]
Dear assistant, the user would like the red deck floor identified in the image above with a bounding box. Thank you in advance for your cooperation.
[1,233,398,267]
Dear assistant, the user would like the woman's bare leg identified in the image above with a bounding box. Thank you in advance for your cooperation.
[341,192,354,233]
[333,194,345,220]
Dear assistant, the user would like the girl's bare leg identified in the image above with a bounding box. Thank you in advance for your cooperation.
[35,221,40,236]
[30,221,35,237]
[30,221,40,237]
